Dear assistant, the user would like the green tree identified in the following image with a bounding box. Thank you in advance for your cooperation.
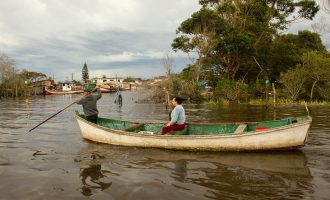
[21,70,47,83]
[123,77,136,82]
[82,62,89,83]
[172,7,229,81]
[279,65,308,100]
[322,82,330,101]
[301,51,330,100]
[264,30,326,80]
[72,80,81,86]
[173,0,319,80]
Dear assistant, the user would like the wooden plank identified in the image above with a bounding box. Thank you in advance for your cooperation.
[234,124,247,134]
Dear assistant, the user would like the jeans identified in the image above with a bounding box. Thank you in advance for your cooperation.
[162,124,186,135]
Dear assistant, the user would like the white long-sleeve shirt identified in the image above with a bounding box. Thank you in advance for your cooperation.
[169,105,185,125]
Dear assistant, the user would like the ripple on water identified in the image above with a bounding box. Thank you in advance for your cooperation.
[0,94,330,199]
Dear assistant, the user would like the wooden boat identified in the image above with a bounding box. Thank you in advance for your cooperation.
[75,113,312,151]
[45,87,83,95]
[99,87,116,93]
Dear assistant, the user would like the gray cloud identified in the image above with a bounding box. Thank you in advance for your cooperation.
[0,0,200,80]
[0,0,329,81]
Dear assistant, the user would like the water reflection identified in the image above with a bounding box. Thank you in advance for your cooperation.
[75,152,114,196]
[76,143,313,199]
[2,93,329,199]
[25,98,30,119]
[172,160,188,183]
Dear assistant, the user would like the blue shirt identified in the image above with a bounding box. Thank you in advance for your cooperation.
[170,105,185,125]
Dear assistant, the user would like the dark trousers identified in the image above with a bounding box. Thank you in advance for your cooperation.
[86,114,98,124]
[162,124,186,135]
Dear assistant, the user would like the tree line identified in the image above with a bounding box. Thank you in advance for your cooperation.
[0,53,47,98]
[157,0,330,103]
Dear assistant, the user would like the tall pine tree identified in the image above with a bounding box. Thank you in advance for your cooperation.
[82,62,89,83]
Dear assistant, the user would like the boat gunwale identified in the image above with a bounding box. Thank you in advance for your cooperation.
[76,114,312,139]
[112,119,259,125]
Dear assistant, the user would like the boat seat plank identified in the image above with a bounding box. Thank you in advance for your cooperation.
[123,123,144,132]
[234,124,247,134]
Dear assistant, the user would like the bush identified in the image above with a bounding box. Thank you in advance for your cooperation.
[213,78,248,102]
[150,74,205,103]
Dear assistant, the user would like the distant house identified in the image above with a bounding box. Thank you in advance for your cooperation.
[29,79,54,87]
[29,79,54,95]
[149,76,167,85]
[90,77,141,90]
[91,77,124,86]
[121,82,139,90]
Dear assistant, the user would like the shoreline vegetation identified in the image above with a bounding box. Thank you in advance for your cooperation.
[0,53,49,98]
[139,85,330,106]
[154,1,330,107]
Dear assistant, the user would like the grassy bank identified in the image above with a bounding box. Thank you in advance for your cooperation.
[205,98,330,106]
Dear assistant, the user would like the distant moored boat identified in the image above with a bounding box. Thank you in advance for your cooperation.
[45,87,84,95]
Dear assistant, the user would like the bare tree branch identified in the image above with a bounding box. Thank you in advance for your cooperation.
[162,51,173,77]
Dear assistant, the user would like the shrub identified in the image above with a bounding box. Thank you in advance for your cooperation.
[213,78,248,102]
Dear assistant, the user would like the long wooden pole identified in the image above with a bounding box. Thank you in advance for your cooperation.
[272,83,276,120]
[272,83,276,107]
[28,100,77,133]
[28,87,99,132]
[304,101,310,116]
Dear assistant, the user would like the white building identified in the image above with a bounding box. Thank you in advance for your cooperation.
[90,77,124,86]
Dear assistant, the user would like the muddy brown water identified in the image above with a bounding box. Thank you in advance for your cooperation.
[0,91,329,199]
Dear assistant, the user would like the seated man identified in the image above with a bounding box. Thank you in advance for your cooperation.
[162,97,186,135]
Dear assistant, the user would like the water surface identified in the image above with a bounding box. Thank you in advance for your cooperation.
[0,91,329,199]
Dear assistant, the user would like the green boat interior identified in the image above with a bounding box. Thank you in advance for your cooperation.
[79,114,311,135]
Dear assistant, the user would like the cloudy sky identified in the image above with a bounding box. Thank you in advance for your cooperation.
[0,0,329,81]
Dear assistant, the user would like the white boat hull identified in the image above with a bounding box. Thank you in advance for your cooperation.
[76,115,311,151]
[45,87,83,95]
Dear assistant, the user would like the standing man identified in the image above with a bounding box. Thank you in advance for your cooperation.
[115,88,123,105]
[76,86,102,123]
